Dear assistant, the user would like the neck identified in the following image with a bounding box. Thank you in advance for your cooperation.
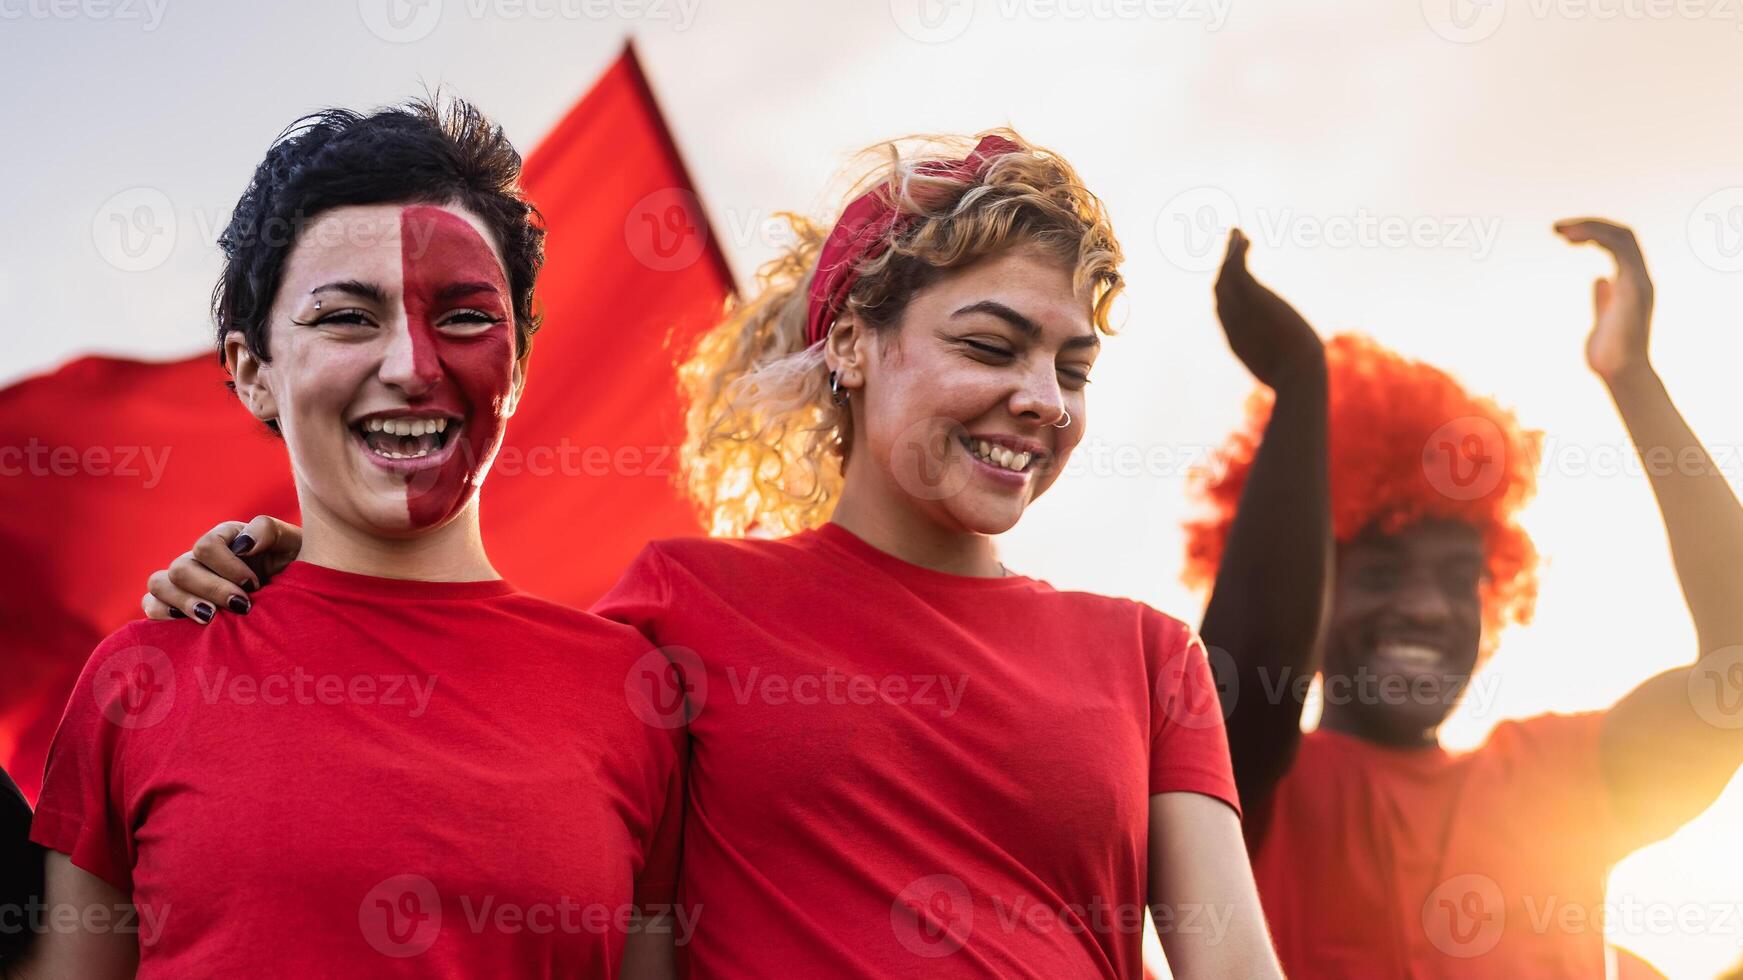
[830,458,1005,577]
[297,494,500,582]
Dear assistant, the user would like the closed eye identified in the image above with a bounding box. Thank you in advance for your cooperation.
[962,339,1014,358]
[309,309,377,329]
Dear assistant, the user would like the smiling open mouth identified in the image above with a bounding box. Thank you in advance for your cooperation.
[353,416,461,461]
[959,435,1040,474]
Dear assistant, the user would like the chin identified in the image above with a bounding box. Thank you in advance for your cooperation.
[942,498,1026,536]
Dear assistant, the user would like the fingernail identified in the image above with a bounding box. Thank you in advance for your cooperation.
[230,533,256,556]
[169,608,187,620]
[228,594,251,615]
[192,602,215,624]
[243,579,259,593]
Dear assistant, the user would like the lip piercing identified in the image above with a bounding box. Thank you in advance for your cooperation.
[1052,409,1072,429]
[314,300,322,311]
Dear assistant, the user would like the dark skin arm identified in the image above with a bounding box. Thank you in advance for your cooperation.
[1555,218,1743,841]
[1198,230,1332,822]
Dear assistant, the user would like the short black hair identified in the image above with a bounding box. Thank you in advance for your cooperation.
[214,95,545,371]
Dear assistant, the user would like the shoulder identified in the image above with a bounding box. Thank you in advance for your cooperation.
[80,617,215,676]
[623,532,822,590]
[1049,592,1198,652]
[640,532,808,570]
[1475,710,1606,763]
[493,591,658,657]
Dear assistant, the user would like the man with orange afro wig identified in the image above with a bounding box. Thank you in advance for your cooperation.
[1188,220,1743,978]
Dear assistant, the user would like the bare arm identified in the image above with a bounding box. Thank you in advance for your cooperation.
[1147,792,1281,980]
[1555,218,1743,837]
[1198,230,1332,816]
[618,922,676,980]
[7,853,136,980]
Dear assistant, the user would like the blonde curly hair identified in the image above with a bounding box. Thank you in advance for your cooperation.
[679,128,1125,537]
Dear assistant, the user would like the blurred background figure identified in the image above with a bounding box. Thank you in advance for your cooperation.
[1187,220,1743,977]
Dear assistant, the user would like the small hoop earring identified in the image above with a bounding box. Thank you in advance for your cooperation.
[1052,409,1072,429]
[829,370,850,406]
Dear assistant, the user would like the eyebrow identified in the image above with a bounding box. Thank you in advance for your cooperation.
[309,280,388,305]
[951,300,1099,350]
[433,281,503,304]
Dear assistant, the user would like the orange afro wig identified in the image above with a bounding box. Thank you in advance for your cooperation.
[1183,333,1544,639]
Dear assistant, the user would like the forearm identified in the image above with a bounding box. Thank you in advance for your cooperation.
[1608,365,1743,653]
[1199,352,1331,791]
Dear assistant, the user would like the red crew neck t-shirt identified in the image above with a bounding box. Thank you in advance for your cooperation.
[32,561,684,978]
[593,522,1238,979]
[1250,714,1667,978]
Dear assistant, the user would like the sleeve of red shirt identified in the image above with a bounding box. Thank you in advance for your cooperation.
[590,543,672,646]
[597,545,688,910]
[1143,607,1242,818]
[1490,711,1654,864]
[28,622,149,894]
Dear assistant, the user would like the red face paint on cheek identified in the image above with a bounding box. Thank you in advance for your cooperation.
[398,205,516,527]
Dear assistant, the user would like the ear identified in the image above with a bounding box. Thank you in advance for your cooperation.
[223,331,279,425]
[503,354,530,418]
[823,313,870,392]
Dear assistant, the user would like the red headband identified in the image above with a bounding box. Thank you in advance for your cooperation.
[803,134,1022,348]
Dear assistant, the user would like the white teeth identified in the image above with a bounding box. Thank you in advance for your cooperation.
[1379,643,1443,666]
[362,417,456,437]
[967,438,1034,473]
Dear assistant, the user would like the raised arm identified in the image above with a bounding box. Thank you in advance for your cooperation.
[1197,230,1332,814]
[139,515,302,623]
[1555,218,1743,838]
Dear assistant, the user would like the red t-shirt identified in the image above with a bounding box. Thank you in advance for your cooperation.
[32,561,684,978]
[1250,713,1665,978]
[592,522,1238,979]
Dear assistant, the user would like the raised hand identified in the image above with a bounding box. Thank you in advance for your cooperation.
[1213,228,1325,390]
[1553,217,1655,384]
[141,515,303,622]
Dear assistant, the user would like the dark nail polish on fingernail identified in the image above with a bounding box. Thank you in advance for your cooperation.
[244,579,259,593]
[230,533,256,556]
[228,594,251,615]
[169,608,187,619]
[192,602,215,624]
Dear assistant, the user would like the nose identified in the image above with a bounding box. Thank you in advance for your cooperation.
[1394,572,1454,627]
[1007,359,1069,428]
[378,315,442,396]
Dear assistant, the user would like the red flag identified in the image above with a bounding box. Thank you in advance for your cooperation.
[0,42,732,804]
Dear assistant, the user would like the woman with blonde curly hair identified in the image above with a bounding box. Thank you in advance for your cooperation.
[136,129,1283,978]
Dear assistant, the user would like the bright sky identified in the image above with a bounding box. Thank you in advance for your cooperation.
[5,0,1743,975]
